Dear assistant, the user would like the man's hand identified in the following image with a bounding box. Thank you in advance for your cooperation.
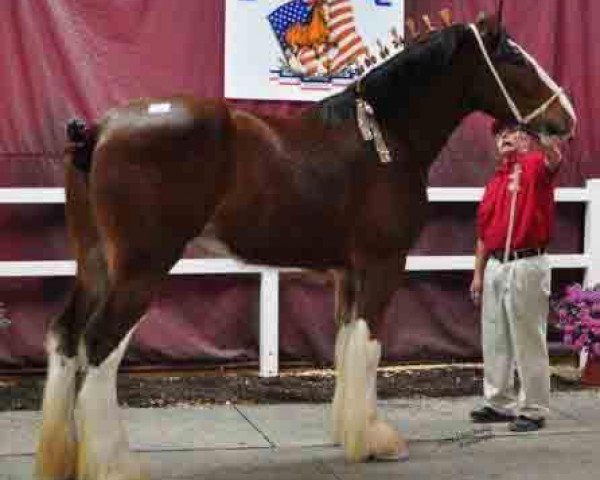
[540,136,563,171]
[469,275,483,306]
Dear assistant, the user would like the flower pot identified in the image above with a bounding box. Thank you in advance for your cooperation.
[581,357,600,386]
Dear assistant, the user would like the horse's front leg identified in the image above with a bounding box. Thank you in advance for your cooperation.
[331,255,409,462]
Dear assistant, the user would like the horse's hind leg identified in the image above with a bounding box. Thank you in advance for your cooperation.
[36,282,99,480]
[75,243,186,480]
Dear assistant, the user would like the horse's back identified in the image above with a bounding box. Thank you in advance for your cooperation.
[97,96,229,147]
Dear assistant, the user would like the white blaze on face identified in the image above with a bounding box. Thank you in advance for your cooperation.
[507,39,577,126]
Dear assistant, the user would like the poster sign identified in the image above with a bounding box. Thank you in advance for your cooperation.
[225,0,404,101]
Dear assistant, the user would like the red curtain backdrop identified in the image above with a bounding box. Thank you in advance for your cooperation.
[0,0,596,368]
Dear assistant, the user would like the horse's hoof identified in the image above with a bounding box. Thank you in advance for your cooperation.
[369,449,410,462]
[365,418,409,462]
[35,431,77,480]
[77,445,149,480]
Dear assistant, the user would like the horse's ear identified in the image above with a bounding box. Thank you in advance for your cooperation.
[497,0,505,26]
[476,11,502,47]
[439,8,453,27]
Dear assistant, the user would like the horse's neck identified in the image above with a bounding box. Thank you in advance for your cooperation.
[400,86,470,165]
[309,27,475,167]
[313,5,324,21]
[378,63,472,167]
[311,6,326,32]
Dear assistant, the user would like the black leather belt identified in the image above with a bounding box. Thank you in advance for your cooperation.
[490,248,546,263]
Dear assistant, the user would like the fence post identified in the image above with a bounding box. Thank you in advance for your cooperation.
[584,179,600,288]
[259,269,279,377]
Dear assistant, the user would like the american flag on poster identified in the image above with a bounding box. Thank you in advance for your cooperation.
[326,0,369,73]
[224,0,404,101]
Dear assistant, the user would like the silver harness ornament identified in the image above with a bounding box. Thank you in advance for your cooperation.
[356,95,392,164]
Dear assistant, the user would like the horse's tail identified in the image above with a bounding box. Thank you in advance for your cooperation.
[65,118,98,173]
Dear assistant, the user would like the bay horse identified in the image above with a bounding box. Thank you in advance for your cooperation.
[36,14,575,480]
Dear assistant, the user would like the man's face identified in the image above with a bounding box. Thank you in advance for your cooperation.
[496,127,531,155]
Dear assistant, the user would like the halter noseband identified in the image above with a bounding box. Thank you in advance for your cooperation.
[467,23,563,126]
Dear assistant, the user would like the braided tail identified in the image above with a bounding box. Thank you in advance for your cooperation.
[66,118,97,173]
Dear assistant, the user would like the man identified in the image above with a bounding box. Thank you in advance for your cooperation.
[469,120,563,432]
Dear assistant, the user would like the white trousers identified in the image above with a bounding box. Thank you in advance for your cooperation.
[481,254,551,419]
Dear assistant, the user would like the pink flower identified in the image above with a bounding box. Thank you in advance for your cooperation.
[583,319,600,329]
[574,335,589,349]
[563,324,575,334]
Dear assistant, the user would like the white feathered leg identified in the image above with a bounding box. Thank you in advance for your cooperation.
[76,327,147,480]
[36,336,79,480]
[337,320,370,461]
[333,319,408,462]
[331,322,350,445]
[364,338,409,461]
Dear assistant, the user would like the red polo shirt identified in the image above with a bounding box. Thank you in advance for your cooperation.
[477,150,557,255]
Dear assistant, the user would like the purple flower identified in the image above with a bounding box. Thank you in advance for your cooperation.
[553,282,600,354]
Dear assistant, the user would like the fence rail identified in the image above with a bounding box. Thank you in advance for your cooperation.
[1,180,598,376]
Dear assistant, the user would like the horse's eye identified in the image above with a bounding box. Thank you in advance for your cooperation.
[494,35,529,66]
[497,44,527,66]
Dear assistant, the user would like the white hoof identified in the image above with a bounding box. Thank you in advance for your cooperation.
[366,418,409,462]
[77,447,148,480]
[35,421,77,479]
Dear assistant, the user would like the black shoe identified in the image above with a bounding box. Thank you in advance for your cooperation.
[508,416,545,432]
[470,406,516,423]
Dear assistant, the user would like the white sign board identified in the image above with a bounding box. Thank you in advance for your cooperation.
[225,0,404,101]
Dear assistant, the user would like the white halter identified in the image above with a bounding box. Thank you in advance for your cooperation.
[468,23,576,127]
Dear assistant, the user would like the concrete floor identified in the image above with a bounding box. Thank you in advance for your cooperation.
[1,390,599,479]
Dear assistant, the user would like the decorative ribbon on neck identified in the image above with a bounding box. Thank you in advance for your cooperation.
[355,92,392,164]
[468,23,562,126]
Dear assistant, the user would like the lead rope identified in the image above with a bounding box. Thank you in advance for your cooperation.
[502,162,522,297]
[503,162,522,263]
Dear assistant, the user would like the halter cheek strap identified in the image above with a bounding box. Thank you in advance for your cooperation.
[467,23,562,126]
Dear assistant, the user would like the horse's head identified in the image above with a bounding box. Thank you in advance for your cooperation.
[468,14,576,141]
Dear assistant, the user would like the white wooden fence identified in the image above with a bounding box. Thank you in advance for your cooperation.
[1,179,598,377]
